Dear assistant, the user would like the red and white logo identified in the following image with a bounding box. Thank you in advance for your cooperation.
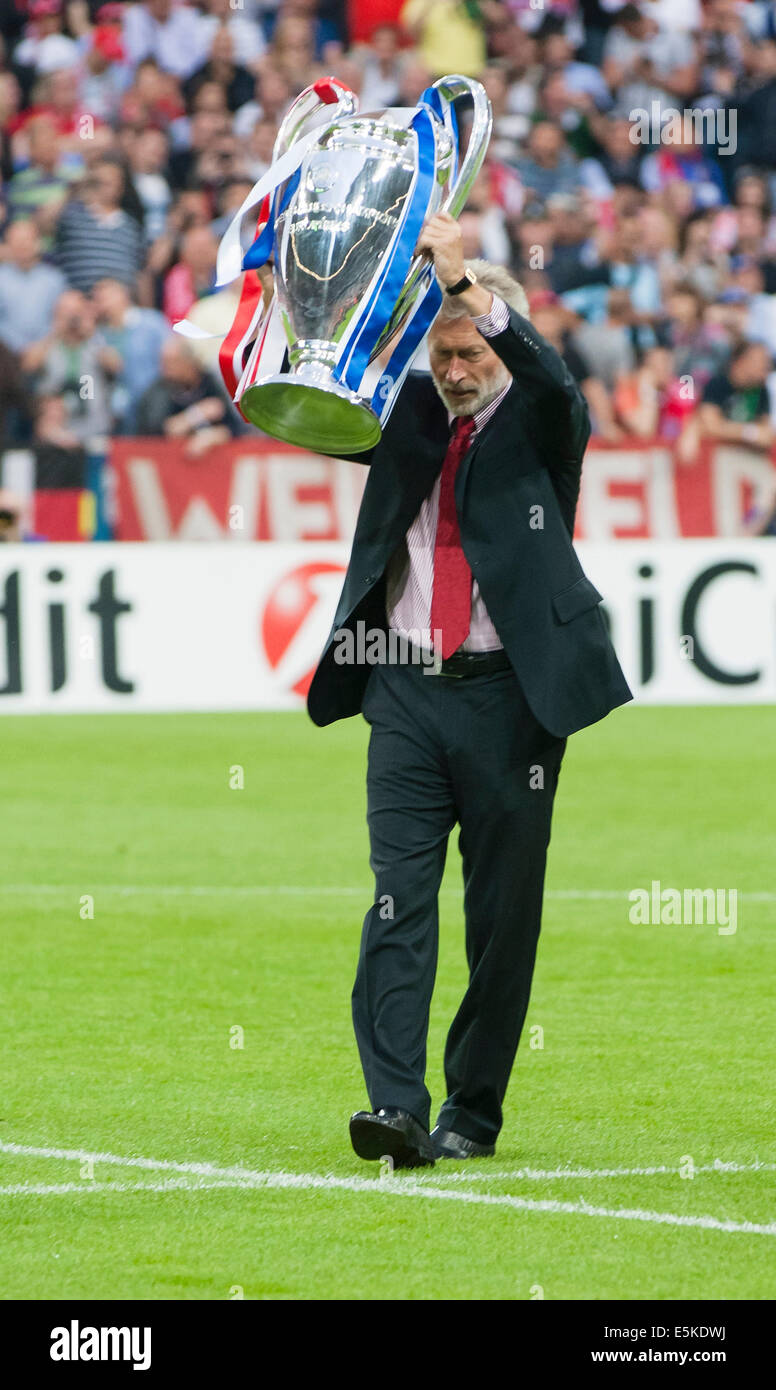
[261,560,346,697]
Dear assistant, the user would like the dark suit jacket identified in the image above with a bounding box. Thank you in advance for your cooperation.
[307,307,633,737]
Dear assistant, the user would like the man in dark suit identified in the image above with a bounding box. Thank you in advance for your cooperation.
[307,212,633,1169]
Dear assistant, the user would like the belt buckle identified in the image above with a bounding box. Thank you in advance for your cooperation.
[423,652,461,678]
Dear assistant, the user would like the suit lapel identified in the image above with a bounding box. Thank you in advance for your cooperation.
[455,385,523,510]
[364,377,523,565]
[389,380,448,531]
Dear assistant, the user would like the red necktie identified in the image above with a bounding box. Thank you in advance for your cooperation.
[430,415,476,659]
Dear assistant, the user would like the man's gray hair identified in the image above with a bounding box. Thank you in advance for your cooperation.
[435,259,530,322]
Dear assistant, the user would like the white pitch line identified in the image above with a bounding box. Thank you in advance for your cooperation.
[0,1140,287,1182]
[1,884,774,903]
[1,1170,775,1238]
[420,1160,776,1182]
[1,1142,774,1237]
[0,884,358,896]
[0,1177,269,1197]
[4,1141,773,1185]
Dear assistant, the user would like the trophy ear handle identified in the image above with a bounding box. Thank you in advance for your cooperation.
[272,77,359,162]
[431,75,493,221]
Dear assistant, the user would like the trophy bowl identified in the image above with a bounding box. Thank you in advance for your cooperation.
[241,375,381,454]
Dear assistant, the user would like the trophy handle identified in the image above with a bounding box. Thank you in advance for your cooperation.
[432,75,493,219]
[272,77,359,161]
[368,76,492,363]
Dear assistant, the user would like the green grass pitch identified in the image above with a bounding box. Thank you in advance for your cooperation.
[1,705,774,1300]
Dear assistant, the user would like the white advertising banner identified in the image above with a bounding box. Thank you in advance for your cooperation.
[0,540,775,713]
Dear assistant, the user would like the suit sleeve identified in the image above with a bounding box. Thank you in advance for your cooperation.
[330,371,441,464]
[333,448,377,465]
[477,299,591,533]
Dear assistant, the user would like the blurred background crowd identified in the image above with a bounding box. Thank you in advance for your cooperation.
[2,0,776,539]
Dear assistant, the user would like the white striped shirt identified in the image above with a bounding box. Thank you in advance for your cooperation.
[385,295,511,653]
[55,201,145,294]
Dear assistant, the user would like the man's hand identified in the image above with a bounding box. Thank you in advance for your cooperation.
[97,345,123,377]
[416,211,494,317]
[416,211,467,288]
[197,396,228,423]
[164,398,226,438]
[164,411,191,439]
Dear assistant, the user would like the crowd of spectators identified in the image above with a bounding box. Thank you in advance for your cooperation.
[1,0,776,532]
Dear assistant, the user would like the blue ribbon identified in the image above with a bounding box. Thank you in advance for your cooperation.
[242,170,300,270]
[369,88,460,415]
[370,278,442,417]
[419,85,459,185]
[419,85,445,121]
[332,103,439,394]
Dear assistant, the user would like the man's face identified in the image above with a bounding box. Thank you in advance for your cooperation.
[182,227,217,274]
[529,123,562,166]
[428,316,511,417]
[373,25,398,61]
[6,221,40,269]
[92,278,127,320]
[161,340,199,386]
[55,291,92,340]
[177,191,211,228]
[49,69,77,110]
[258,69,291,113]
[91,163,122,207]
[250,119,276,163]
[667,291,700,328]
[135,129,166,171]
[532,305,564,345]
[210,29,233,63]
[607,121,636,158]
[543,34,571,67]
[732,346,770,387]
[28,116,59,167]
[458,211,483,259]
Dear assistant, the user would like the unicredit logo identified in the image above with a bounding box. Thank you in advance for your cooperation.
[261,560,345,696]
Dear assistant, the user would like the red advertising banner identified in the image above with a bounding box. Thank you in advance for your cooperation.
[573,439,776,540]
[110,437,776,542]
[111,438,367,543]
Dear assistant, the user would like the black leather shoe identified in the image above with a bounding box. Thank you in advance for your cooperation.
[349,1107,435,1168]
[431,1125,495,1160]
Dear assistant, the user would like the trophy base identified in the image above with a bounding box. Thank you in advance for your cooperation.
[240,375,382,454]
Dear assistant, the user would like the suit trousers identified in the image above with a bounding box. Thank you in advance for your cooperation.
[353,653,567,1146]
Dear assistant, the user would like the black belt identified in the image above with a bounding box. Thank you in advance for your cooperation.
[409,645,511,679]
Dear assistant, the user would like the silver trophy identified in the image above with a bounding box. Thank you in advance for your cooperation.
[237,76,492,453]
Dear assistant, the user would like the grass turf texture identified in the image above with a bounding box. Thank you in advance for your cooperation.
[1,706,774,1300]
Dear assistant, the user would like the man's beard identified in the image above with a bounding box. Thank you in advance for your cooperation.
[432,363,511,417]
